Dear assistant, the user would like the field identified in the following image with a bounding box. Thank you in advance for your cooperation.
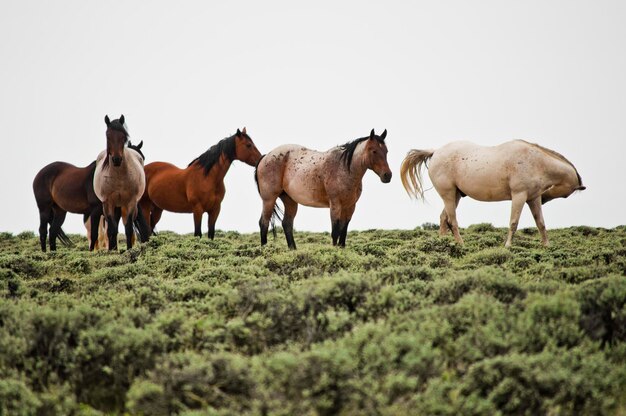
[1,225,625,415]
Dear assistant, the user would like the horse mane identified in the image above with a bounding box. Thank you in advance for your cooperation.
[522,140,583,186]
[339,135,383,171]
[188,134,237,176]
[107,120,129,137]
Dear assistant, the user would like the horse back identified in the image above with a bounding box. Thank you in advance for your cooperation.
[258,144,331,207]
[34,161,96,213]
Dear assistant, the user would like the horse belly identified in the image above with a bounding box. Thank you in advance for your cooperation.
[430,153,511,201]
[51,184,91,213]
[454,169,511,201]
[284,177,329,208]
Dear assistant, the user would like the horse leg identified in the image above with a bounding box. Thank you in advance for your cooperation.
[439,209,450,236]
[192,207,204,237]
[527,196,549,247]
[279,194,298,250]
[439,192,462,236]
[49,207,67,251]
[260,197,278,246]
[329,203,352,247]
[124,204,137,250]
[505,192,527,248]
[207,204,221,240]
[138,194,153,234]
[440,191,463,244]
[337,204,356,247]
[102,201,119,251]
[89,206,103,251]
[150,205,163,233]
[38,208,52,252]
[134,206,151,243]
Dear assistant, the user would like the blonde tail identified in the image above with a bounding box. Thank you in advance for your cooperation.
[400,149,435,200]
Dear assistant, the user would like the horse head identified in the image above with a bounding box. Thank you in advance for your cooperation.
[104,114,129,167]
[128,140,145,161]
[541,173,586,204]
[364,129,392,183]
[234,127,262,166]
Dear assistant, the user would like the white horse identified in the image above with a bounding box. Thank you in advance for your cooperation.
[93,115,149,250]
[400,140,585,247]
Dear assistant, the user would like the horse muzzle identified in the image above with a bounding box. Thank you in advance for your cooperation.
[112,156,123,167]
[381,171,392,183]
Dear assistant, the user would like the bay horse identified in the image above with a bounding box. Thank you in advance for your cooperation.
[255,129,392,249]
[400,140,586,247]
[139,127,262,239]
[93,115,150,250]
[33,159,103,252]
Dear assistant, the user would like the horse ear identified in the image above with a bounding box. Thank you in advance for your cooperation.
[380,129,387,141]
[137,140,143,149]
[370,129,375,138]
[242,127,247,135]
[105,115,111,126]
[119,115,125,125]
[236,128,241,137]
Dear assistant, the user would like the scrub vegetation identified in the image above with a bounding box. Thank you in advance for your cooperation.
[1,225,625,415]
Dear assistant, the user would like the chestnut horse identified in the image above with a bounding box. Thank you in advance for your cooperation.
[33,159,102,252]
[255,129,392,249]
[93,115,150,250]
[139,128,262,239]
[400,140,586,247]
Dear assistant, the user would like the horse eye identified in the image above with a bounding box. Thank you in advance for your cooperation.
[246,144,252,148]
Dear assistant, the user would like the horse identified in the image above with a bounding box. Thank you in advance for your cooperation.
[33,157,103,252]
[139,127,262,239]
[86,140,146,250]
[400,140,586,247]
[93,115,150,250]
[255,129,392,249]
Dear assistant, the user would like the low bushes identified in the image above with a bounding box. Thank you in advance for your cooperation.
[0,226,624,414]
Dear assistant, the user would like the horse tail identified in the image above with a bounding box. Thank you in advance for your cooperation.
[254,154,266,194]
[400,149,435,200]
[270,198,284,238]
[55,226,74,247]
[45,208,74,247]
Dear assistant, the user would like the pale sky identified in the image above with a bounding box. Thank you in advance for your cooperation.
[2,1,625,236]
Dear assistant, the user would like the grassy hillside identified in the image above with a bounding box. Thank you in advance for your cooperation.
[1,225,625,415]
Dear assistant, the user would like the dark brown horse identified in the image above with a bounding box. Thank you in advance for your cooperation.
[33,160,102,252]
[139,128,262,239]
[255,129,392,249]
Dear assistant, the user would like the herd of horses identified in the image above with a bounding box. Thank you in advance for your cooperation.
[32,115,585,253]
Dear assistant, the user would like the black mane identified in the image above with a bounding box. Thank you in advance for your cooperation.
[339,135,384,171]
[188,135,237,176]
[107,119,129,138]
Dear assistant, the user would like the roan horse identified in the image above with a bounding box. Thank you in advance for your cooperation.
[139,128,262,239]
[400,140,586,247]
[86,140,146,250]
[33,158,103,252]
[93,115,150,250]
[255,129,392,249]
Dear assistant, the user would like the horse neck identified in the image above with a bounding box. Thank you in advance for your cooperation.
[544,153,579,187]
[346,141,369,180]
[203,153,233,182]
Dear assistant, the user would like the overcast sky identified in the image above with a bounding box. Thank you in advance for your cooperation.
[1,1,624,237]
